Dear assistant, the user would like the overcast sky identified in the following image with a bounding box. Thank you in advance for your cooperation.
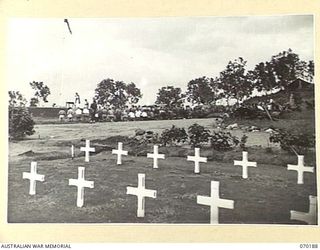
[6,15,314,106]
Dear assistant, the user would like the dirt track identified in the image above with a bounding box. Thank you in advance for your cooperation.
[10,118,272,157]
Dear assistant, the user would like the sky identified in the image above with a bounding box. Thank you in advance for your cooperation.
[6,15,314,106]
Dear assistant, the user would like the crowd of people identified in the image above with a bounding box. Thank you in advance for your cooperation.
[57,95,229,123]
[58,102,198,123]
[57,92,300,123]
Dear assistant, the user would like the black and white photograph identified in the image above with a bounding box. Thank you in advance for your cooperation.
[7,15,317,224]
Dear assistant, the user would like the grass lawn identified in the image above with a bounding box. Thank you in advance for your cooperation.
[7,118,317,224]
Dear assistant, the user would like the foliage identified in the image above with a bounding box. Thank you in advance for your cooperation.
[240,134,248,149]
[218,57,253,105]
[248,62,277,92]
[29,81,51,103]
[308,60,314,79]
[231,107,266,119]
[188,123,211,147]
[126,82,142,104]
[269,130,315,154]
[250,49,313,92]
[159,125,188,146]
[29,97,39,107]
[210,131,239,151]
[8,91,27,107]
[186,76,217,105]
[270,49,301,89]
[94,78,142,108]
[155,86,185,108]
[9,107,35,140]
[292,92,303,107]
[209,77,223,104]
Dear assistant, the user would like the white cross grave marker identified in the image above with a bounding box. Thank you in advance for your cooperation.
[80,140,95,162]
[126,173,157,217]
[112,142,128,165]
[69,167,94,207]
[187,147,207,173]
[23,161,45,195]
[287,155,314,184]
[290,195,317,225]
[197,181,234,224]
[234,151,257,179]
[147,145,165,169]
[71,145,75,159]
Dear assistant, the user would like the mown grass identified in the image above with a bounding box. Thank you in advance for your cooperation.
[8,140,317,224]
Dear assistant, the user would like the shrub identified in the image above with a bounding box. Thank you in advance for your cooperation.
[188,123,211,147]
[269,130,315,154]
[211,131,239,151]
[9,107,35,140]
[160,125,188,146]
[240,134,248,149]
[231,107,266,119]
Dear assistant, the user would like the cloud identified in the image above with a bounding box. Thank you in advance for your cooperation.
[6,15,314,106]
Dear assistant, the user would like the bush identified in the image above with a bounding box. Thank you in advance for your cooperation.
[160,125,188,146]
[240,134,248,149]
[211,131,239,151]
[269,130,315,154]
[188,123,211,147]
[9,107,35,140]
[231,107,266,119]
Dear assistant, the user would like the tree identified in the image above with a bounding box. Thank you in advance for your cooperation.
[209,77,224,104]
[94,78,142,108]
[307,60,314,82]
[186,76,216,105]
[8,91,27,107]
[155,86,185,108]
[270,49,299,89]
[269,49,311,89]
[250,49,312,92]
[188,123,211,147]
[8,91,35,140]
[126,82,143,105]
[218,57,253,105]
[9,107,35,140]
[29,81,51,104]
[29,97,39,107]
[248,62,277,93]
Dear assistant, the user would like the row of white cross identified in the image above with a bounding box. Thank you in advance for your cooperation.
[78,140,315,184]
[22,163,318,224]
[22,140,317,224]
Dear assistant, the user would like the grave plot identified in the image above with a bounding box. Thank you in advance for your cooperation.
[22,162,45,195]
[7,136,317,224]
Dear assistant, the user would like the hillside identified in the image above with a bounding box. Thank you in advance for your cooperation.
[233,79,315,135]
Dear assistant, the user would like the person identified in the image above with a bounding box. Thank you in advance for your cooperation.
[121,109,128,121]
[257,101,264,111]
[90,99,97,122]
[101,106,108,121]
[82,106,90,122]
[159,107,166,120]
[135,108,142,120]
[58,109,66,121]
[67,107,74,122]
[107,108,116,122]
[96,105,103,122]
[75,93,81,106]
[128,109,135,121]
[141,109,148,120]
[75,107,82,122]
[84,99,89,109]
[267,99,273,111]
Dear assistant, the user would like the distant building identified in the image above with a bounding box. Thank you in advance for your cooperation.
[286,78,314,91]
[243,78,314,106]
